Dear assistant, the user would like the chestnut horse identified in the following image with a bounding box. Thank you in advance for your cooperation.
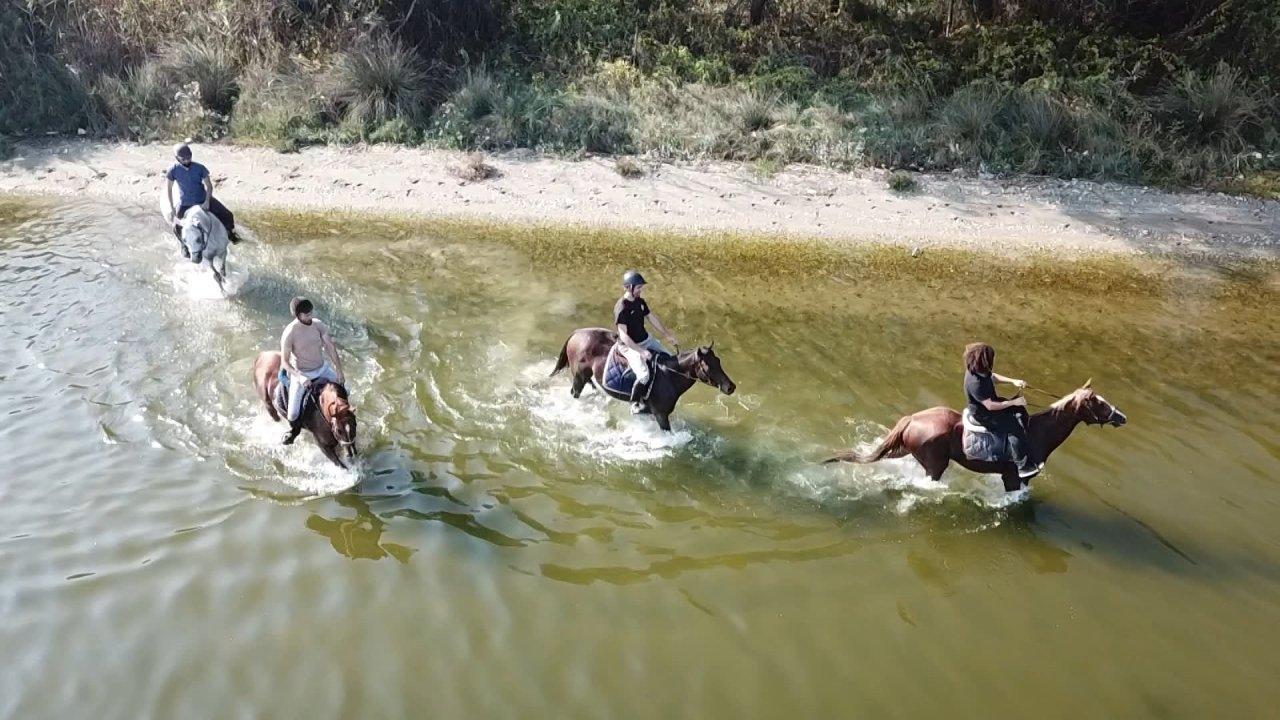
[252,351,358,468]
[824,381,1126,491]
[551,328,736,431]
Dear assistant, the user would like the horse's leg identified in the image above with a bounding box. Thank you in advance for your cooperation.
[913,439,950,482]
[1001,468,1024,493]
[570,370,588,398]
[209,254,226,293]
[653,409,672,432]
[320,442,347,469]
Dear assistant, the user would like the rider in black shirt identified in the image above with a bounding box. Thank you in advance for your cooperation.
[615,270,679,413]
[964,342,1042,479]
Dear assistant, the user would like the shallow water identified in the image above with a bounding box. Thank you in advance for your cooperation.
[2,196,1279,719]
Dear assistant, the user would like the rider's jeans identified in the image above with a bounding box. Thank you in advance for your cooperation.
[619,336,669,386]
[287,361,340,422]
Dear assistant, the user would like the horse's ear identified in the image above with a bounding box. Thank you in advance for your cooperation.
[1083,378,1092,389]
[709,340,715,351]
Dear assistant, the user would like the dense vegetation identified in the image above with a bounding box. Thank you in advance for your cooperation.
[2,0,1278,189]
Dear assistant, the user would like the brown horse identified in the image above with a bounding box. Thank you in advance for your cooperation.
[824,381,1126,491]
[252,351,358,468]
[551,328,736,431]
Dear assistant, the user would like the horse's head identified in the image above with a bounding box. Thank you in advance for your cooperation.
[179,208,210,264]
[1063,379,1127,427]
[320,384,358,459]
[686,342,736,395]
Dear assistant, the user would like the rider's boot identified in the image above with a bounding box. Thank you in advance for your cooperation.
[629,381,648,414]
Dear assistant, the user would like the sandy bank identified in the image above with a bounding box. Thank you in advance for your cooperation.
[2,140,1277,259]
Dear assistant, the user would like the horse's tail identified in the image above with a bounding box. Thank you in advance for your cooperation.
[551,339,570,376]
[823,415,912,464]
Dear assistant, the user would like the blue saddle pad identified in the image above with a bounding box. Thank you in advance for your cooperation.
[603,351,638,395]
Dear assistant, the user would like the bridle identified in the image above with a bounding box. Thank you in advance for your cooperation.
[185,217,209,255]
[1082,398,1120,425]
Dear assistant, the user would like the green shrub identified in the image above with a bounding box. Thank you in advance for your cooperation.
[614,156,644,178]
[161,41,239,115]
[229,61,326,148]
[887,170,917,192]
[936,83,1008,165]
[549,92,634,153]
[326,33,433,131]
[92,61,176,136]
[1155,63,1264,149]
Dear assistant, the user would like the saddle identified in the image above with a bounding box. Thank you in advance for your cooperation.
[274,370,328,422]
[602,344,670,396]
[961,408,1012,463]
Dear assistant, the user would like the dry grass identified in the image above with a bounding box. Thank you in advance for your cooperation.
[614,156,644,177]
[450,153,500,182]
[887,169,917,191]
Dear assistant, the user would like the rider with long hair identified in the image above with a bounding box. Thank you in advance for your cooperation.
[963,342,1042,479]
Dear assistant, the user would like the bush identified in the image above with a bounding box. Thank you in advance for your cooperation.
[614,156,644,177]
[887,170,918,192]
[92,61,176,137]
[450,152,499,181]
[161,41,240,115]
[936,83,1008,165]
[326,33,434,132]
[229,61,326,148]
[431,69,558,150]
[548,92,634,153]
[1155,63,1264,149]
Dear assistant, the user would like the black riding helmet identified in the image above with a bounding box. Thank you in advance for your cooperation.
[290,297,314,317]
[622,270,646,287]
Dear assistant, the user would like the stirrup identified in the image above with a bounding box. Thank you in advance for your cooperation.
[1017,462,1044,479]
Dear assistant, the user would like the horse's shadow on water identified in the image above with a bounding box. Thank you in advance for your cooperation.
[996,497,1280,583]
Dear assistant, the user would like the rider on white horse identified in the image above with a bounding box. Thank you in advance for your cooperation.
[279,297,345,445]
[614,270,679,413]
[164,143,239,255]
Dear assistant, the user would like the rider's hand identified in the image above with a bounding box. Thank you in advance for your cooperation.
[1012,396,1028,407]
[667,335,679,347]
[1013,378,1027,389]
[641,350,653,361]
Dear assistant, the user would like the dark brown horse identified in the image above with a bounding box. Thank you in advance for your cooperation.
[824,381,1126,491]
[551,328,737,431]
[252,351,358,468]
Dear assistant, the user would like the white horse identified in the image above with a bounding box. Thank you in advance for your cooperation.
[173,205,231,292]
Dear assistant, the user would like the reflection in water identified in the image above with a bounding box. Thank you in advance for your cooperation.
[305,494,416,563]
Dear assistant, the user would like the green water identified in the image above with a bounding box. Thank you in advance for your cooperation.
[2,196,1279,719]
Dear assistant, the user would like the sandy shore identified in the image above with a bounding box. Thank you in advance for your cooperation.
[2,140,1278,258]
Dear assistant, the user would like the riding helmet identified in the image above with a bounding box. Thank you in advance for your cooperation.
[622,270,647,287]
[290,297,314,317]
[174,143,192,160]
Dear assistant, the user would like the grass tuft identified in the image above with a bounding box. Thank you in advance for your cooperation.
[887,169,917,192]
[450,152,500,182]
[614,156,645,178]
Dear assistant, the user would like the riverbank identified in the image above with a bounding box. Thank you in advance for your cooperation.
[3,140,1278,259]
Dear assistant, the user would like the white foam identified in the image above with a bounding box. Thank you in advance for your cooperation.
[521,363,693,463]
[239,411,360,496]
